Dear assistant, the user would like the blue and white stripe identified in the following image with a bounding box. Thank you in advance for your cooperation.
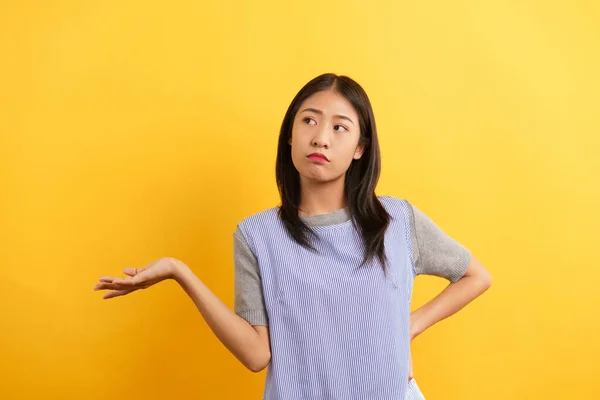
[238,196,419,399]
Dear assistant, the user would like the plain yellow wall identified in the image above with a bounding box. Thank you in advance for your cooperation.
[1,1,598,399]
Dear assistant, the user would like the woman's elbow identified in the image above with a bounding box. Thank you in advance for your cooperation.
[480,270,492,290]
[247,351,271,373]
[465,255,492,291]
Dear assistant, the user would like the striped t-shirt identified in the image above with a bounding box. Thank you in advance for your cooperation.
[234,196,471,399]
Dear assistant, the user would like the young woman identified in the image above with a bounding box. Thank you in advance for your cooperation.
[94,73,492,399]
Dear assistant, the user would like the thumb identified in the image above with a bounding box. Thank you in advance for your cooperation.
[123,267,145,276]
[114,267,151,285]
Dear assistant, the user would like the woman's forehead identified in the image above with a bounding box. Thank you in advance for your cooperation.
[299,90,357,118]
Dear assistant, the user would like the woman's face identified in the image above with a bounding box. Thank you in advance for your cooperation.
[289,89,364,184]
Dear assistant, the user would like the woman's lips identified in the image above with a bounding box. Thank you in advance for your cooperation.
[307,153,329,162]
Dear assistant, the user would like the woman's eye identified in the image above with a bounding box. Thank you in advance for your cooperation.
[303,117,347,132]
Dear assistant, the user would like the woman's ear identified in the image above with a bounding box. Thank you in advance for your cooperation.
[353,143,365,160]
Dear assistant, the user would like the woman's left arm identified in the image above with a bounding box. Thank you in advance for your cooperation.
[409,255,492,341]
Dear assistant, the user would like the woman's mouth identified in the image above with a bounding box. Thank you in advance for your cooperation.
[307,153,329,163]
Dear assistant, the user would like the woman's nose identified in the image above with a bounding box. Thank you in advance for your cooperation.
[312,126,330,148]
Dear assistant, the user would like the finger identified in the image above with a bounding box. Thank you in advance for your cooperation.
[94,282,116,291]
[103,288,138,299]
[123,267,140,277]
[94,282,146,291]
[113,269,155,286]
[99,276,114,283]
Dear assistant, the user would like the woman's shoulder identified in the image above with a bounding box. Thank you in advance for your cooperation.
[377,194,411,212]
[236,204,281,228]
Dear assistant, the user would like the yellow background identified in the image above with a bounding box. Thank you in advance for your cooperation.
[1,1,598,399]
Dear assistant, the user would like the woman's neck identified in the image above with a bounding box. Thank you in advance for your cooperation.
[298,176,347,217]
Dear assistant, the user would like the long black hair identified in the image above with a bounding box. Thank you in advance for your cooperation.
[275,73,391,272]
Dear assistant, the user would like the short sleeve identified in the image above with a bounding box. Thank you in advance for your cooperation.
[233,226,269,326]
[405,201,472,283]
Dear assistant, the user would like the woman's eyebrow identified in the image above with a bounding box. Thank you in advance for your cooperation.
[300,107,354,125]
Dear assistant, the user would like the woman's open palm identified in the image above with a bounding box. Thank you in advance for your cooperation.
[93,257,177,299]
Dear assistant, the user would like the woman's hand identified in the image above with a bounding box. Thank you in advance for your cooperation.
[93,257,181,299]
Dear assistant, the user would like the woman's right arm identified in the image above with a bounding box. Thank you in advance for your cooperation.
[173,259,271,373]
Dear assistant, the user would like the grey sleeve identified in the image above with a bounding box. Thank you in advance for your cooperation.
[233,226,269,326]
[405,200,472,283]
